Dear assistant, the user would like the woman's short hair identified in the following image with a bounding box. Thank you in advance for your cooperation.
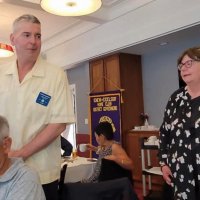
[177,46,200,65]
[94,122,114,140]
[0,115,9,144]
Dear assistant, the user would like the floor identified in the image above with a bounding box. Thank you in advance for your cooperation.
[134,186,143,200]
[134,187,164,200]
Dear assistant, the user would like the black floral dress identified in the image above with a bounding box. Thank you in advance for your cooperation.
[159,87,200,200]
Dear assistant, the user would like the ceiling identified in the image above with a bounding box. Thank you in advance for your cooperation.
[121,24,200,55]
[0,0,200,67]
[0,0,156,52]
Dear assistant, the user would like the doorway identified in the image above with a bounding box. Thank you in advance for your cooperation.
[61,84,77,151]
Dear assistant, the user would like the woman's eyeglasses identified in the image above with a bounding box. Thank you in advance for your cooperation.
[178,59,199,70]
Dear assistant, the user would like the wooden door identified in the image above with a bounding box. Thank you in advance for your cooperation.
[104,54,121,91]
[89,59,104,93]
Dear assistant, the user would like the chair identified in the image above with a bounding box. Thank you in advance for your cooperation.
[98,158,133,185]
[60,177,138,200]
[58,163,67,199]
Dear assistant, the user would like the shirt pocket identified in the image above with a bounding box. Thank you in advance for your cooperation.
[26,91,52,124]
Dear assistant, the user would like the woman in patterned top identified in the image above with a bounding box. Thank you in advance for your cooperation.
[82,121,133,183]
[159,47,200,200]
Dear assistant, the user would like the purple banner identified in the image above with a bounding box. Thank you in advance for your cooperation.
[89,91,121,157]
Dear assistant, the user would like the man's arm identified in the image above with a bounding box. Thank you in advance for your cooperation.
[9,123,67,160]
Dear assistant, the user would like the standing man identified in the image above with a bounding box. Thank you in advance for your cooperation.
[0,14,75,200]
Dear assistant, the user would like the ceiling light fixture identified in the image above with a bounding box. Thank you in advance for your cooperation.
[40,0,102,16]
[159,42,168,46]
[0,43,14,58]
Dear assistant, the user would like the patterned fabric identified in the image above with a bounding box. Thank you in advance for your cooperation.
[0,158,45,200]
[159,87,200,200]
[82,144,113,183]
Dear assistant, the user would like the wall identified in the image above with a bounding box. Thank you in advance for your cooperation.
[142,38,200,127]
[45,0,200,68]
[142,47,179,127]
[67,62,90,133]
[67,37,200,133]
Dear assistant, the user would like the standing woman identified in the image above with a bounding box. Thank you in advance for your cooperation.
[159,47,200,199]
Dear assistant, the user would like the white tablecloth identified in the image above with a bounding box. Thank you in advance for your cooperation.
[62,157,96,183]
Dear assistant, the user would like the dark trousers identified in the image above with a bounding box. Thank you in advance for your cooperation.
[42,180,58,200]
[162,182,173,200]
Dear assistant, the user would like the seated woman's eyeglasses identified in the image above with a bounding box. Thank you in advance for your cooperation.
[178,59,198,70]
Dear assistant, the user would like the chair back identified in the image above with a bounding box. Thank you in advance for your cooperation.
[58,163,67,198]
[61,177,138,200]
[98,158,133,185]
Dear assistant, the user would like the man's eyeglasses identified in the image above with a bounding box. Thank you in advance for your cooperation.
[178,59,198,70]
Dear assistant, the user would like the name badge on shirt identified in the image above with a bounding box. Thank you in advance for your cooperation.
[36,92,51,107]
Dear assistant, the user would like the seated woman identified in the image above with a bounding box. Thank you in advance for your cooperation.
[82,122,133,184]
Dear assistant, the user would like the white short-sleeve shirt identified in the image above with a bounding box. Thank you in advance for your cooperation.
[0,57,75,184]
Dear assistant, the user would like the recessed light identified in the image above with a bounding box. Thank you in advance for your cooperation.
[159,42,168,46]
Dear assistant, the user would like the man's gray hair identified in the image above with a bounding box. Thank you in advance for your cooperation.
[13,14,41,32]
[0,115,9,143]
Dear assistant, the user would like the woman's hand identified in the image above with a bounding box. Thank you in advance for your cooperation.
[86,144,98,152]
[162,165,173,185]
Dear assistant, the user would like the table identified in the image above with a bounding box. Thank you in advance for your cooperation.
[62,156,96,183]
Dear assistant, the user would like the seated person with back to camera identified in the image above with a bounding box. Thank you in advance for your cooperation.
[81,121,133,184]
[0,115,45,200]
[60,135,73,157]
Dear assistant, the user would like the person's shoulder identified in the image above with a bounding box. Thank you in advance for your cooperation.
[21,166,40,183]
[36,57,68,85]
[38,56,65,75]
[13,158,40,183]
[0,57,15,72]
[0,56,15,64]
[112,142,122,150]
[112,141,120,146]
[22,166,40,182]
[8,159,45,200]
[169,87,186,100]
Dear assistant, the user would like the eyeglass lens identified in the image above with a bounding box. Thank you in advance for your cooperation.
[178,60,193,70]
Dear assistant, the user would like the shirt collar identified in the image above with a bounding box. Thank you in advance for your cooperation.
[4,56,45,77]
